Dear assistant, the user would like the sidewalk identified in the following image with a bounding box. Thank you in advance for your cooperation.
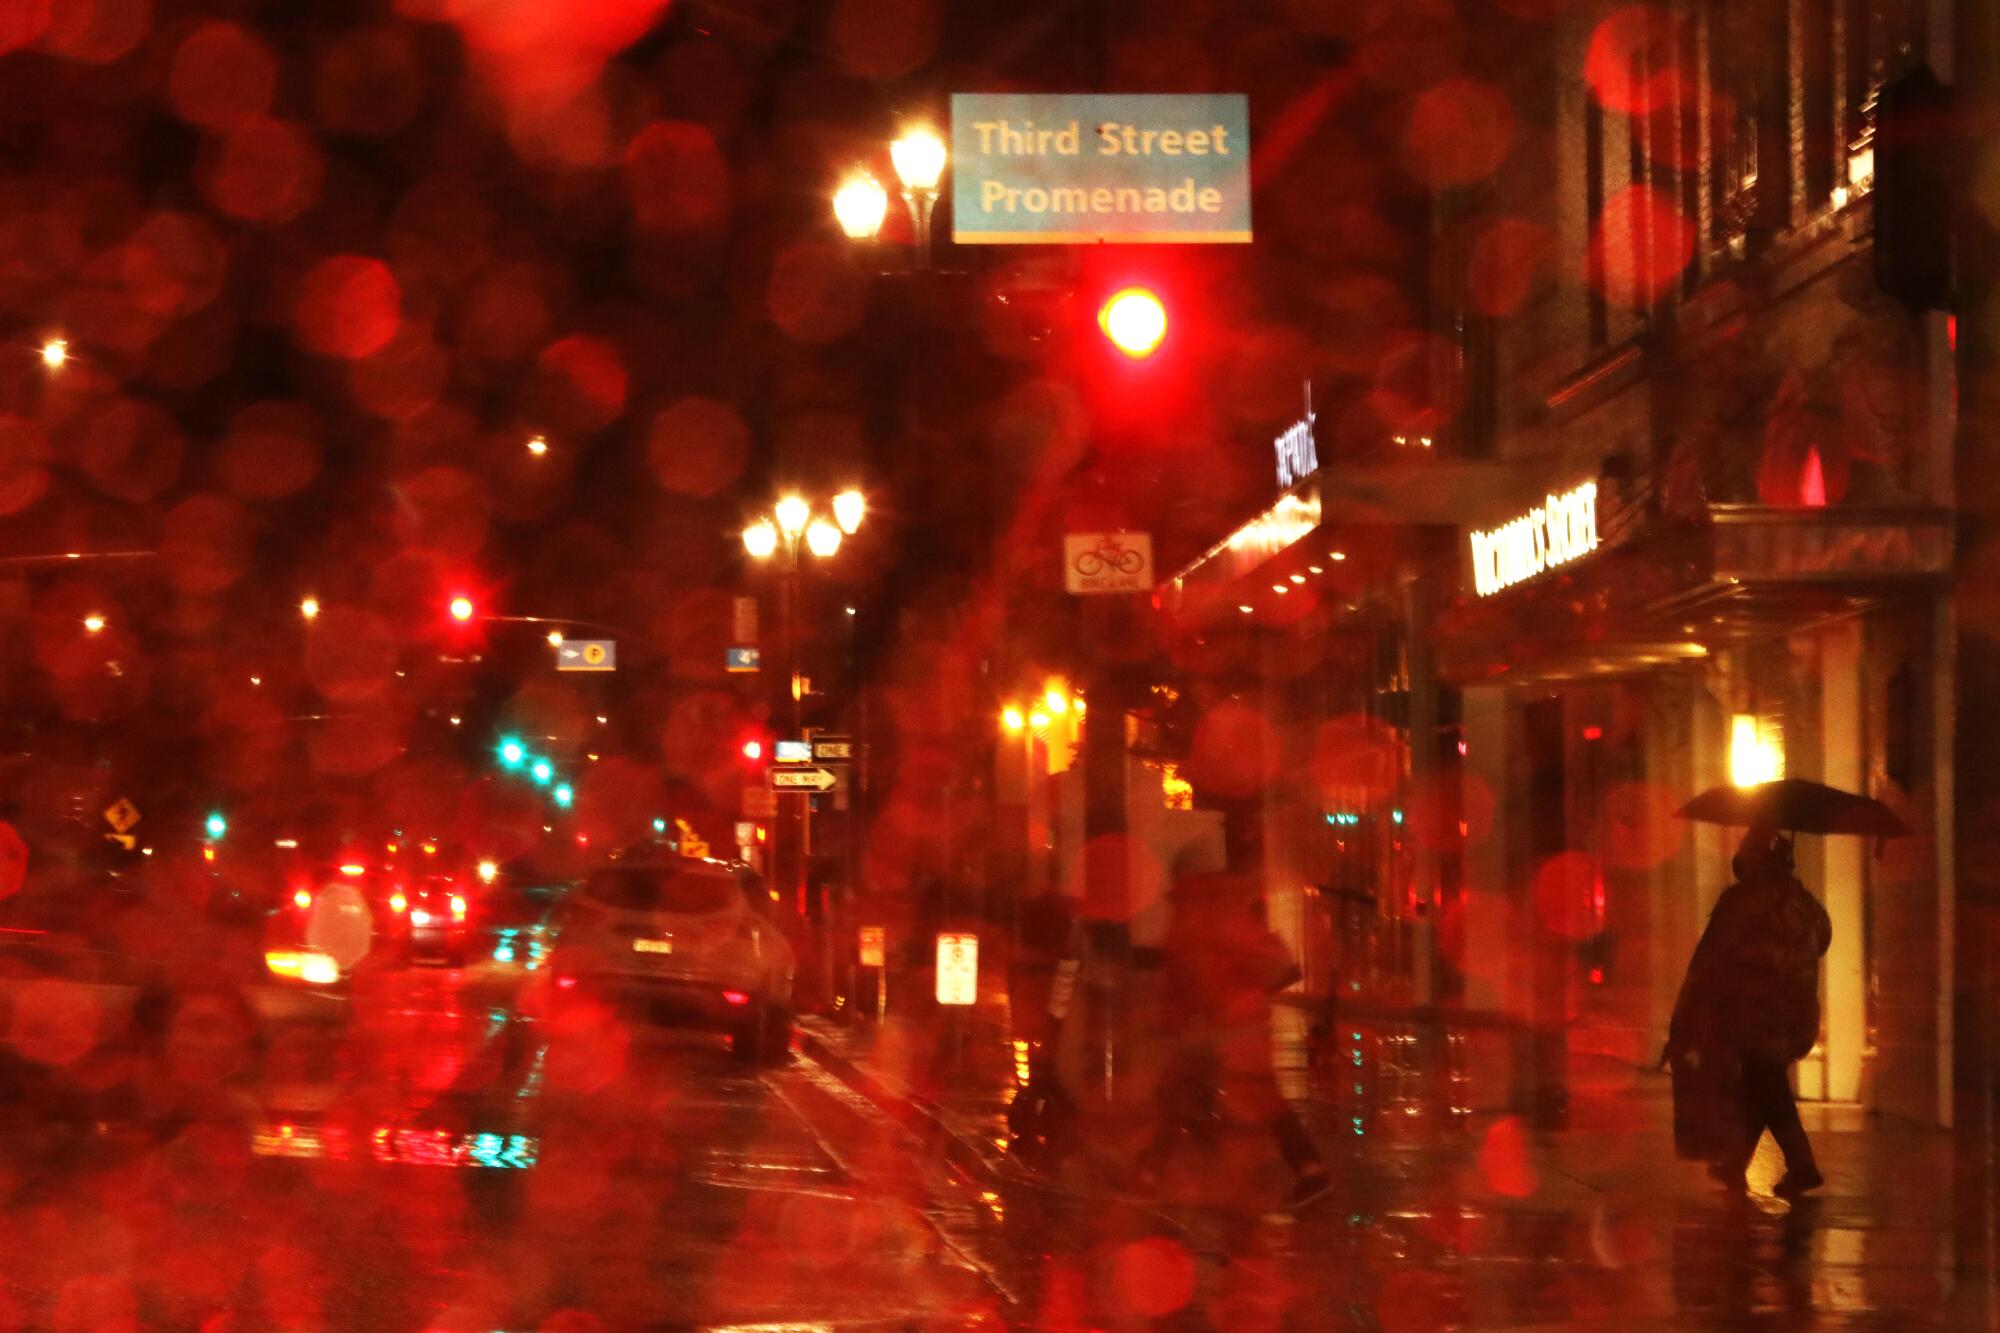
[798,1007,1978,1328]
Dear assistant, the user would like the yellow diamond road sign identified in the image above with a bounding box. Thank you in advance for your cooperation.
[104,798,140,834]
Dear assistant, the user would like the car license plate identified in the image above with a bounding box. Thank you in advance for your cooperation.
[632,938,673,954]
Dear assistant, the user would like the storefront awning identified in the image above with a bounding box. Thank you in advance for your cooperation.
[1436,506,1951,684]
[1162,459,1573,621]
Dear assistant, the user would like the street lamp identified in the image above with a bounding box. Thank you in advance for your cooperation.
[833,173,889,242]
[40,338,67,370]
[835,125,948,269]
[805,518,842,559]
[299,596,320,621]
[891,126,947,270]
[832,489,866,535]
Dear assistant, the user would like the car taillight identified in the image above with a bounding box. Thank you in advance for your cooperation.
[556,975,577,990]
[292,888,313,911]
[410,908,433,926]
[722,989,750,1007]
[450,895,468,920]
[388,891,407,914]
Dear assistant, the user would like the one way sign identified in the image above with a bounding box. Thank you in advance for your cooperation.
[556,640,615,672]
[770,767,841,792]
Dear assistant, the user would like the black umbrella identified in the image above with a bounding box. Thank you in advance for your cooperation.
[1676,778,1908,837]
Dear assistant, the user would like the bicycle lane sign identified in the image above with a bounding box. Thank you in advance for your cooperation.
[1063,531,1154,595]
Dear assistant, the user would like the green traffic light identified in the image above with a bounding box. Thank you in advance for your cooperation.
[205,812,227,839]
[498,738,525,768]
[530,759,553,785]
[553,784,573,808]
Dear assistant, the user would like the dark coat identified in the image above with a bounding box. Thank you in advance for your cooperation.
[1670,875,1833,1066]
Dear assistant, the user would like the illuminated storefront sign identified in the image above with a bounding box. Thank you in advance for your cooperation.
[1468,482,1600,597]
[1274,383,1318,489]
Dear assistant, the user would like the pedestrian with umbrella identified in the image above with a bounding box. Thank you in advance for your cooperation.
[1665,779,1905,1198]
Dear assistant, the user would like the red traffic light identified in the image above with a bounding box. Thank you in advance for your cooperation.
[741,738,764,762]
[1098,287,1167,358]
[448,595,476,623]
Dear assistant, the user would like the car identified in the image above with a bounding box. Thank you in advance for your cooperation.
[381,873,474,967]
[547,856,793,1064]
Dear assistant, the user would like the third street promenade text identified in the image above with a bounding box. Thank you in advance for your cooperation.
[969,117,1231,217]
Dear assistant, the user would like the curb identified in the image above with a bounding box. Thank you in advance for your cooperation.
[793,1020,1013,1189]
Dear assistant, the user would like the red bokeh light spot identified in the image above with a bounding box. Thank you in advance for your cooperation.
[204,117,326,225]
[217,400,322,500]
[1477,1115,1539,1198]
[39,0,147,63]
[646,396,750,498]
[767,240,866,345]
[829,0,940,77]
[121,210,227,318]
[0,415,51,516]
[1190,701,1281,801]
[1599,780,1685,871]
[168,22,277,130]
[536,334,628,428]
[162,494,252,594]
[1585,6,1688,115]
[314,24,425,139]
[1106,1237,1196,1319]
[0,0,52,55]
[293,255,402,360]
[1467,217,1553,317]
[1530,851,1603,941]
[1403,78,1515,188]
[1586,184,1694,305]
[624,121,730,236]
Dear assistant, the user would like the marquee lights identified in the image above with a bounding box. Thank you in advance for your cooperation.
[1469,482,1601,597]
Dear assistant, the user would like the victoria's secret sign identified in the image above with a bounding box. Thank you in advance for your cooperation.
[1469,482,1600,596]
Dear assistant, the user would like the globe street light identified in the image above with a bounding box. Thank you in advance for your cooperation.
[833,173,889,242]
[743,519,780,560]
[805,518,842,559]
[774,493,812,539]
[890,126,947,192]
[832,489,866,535]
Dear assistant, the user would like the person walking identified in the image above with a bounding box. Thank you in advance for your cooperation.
[1140,871,1332,1208]
[1666,826,1833,1198]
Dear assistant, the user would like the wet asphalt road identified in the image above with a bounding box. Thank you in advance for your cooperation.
[0,913,1010,1332]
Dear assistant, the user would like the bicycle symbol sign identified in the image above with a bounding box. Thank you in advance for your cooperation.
[1063,531,1154,595]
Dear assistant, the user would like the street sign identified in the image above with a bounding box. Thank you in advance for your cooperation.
[104,798,141,834]
[858,926,886,969]
[936,932,979,1006]
[1064,531,1154,595]
[742,785,777,818]
[674,818,709,859]
[812,737,854,762]
[770,767,840,792]
[556,640,615,672]
[951,93,1252,245]
[726,647,761,673]
[773,739,812,764]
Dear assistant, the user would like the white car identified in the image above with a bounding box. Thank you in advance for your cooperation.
[548,856,794,1063]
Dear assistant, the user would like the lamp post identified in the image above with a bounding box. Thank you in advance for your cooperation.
[831,126,948,269]
[743,491,866,953]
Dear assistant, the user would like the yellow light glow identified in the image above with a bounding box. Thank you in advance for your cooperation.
[265,950,340,985]
[82,613,106,633]
[1002,707,1025,733]
[299,596,320,620]
[743,518,779,559]
[832,172,888,240]
[546,630,563,646]
[389,892,407,913]
[832,489,866,534]
[1029,710,1050,730]
[526,434,549,456]
[1098,287,1167,358]
[1044,688,1067,715]
[339,863,365,876]
[40,338,67,369]
[1729,714,1785,788]
[477,860,498,883]
[1161,762,1194,811]
[890,127,948,191]
[774,494,811,537]
[805,517,842,558]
